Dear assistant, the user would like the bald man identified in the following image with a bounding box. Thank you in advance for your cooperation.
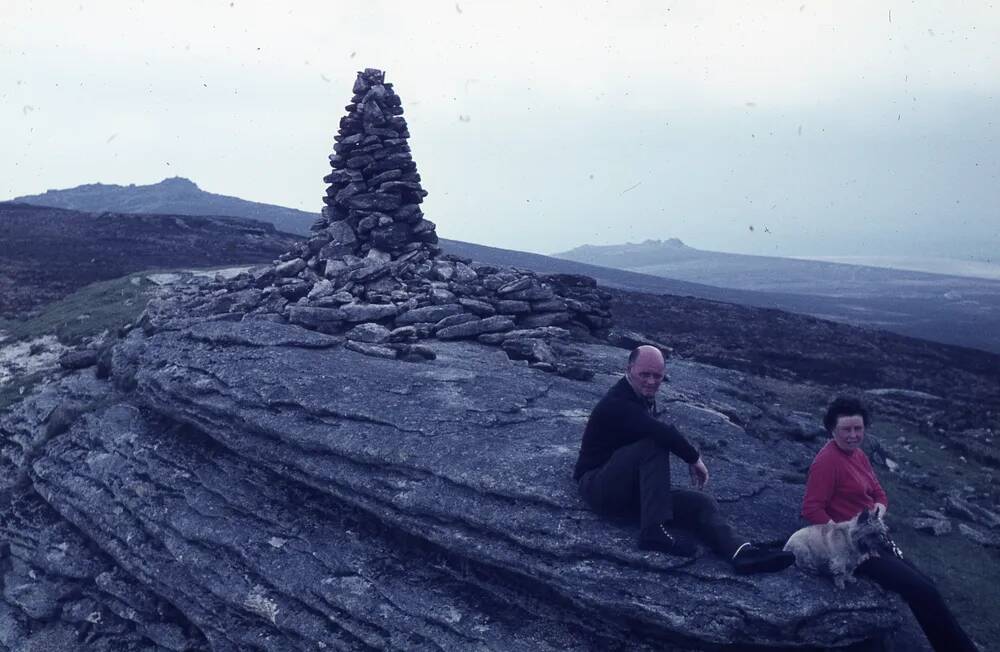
[574,345,793,573]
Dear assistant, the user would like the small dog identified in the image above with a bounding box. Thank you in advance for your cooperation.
[783,508,894,589]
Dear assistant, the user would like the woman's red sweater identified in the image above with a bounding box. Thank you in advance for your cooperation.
[801,440,888,524]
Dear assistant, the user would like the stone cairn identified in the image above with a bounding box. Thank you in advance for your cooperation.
[141,68,613,379]
[310,67,439,262]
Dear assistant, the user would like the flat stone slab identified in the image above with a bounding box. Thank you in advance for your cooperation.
[183,320,342,348]
[1,319,901,649]
[84,319,898,648]
[32,403,620,650]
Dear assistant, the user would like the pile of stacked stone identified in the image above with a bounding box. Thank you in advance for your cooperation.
[309,67,438,261]
[138,69,613,380]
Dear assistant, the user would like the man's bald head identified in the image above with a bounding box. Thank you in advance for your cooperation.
[628,345,664,367]
[626,345,666,398]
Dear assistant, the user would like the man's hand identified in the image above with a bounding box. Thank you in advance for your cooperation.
[689,458,709,490]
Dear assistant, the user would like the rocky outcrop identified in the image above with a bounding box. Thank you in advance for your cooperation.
[139,260,611,380]
[1,318,904,650]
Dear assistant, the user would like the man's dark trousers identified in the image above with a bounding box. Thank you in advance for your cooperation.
[577,436,742,556]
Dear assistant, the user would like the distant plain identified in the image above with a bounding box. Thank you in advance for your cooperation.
[555,240,1000,355]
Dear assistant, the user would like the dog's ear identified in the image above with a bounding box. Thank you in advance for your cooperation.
[857,509,870,525]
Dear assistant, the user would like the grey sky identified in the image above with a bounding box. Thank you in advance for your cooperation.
[3,1,998,263]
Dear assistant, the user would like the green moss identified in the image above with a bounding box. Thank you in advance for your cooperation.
[0,273,157,346]
[0,273,161,413]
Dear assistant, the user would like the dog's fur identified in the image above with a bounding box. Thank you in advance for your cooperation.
[783,508,893,588]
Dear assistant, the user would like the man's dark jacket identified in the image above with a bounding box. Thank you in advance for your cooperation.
[573,377,700,480]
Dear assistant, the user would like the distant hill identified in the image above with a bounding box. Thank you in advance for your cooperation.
[555,239,1000,296]
[441,238,778,299]
[13,177,315,236]
[558,238,698,268]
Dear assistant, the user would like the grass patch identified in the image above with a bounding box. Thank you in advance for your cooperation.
[0,273,158,346]
[0,266,247,412]
[0,273,160,411]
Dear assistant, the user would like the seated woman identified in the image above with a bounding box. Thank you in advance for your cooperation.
[801,396,976,652]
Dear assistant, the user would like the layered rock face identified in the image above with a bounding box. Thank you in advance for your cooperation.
[1,317,902,651]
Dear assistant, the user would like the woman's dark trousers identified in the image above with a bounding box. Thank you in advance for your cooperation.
[857,554,976,652]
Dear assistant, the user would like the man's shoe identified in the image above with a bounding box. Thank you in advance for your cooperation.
[730,542,795,574]
[638,523,698,557]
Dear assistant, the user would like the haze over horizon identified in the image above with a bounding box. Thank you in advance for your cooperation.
[4,1,998,268]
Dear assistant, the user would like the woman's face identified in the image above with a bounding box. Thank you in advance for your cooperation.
[832,414,865,453]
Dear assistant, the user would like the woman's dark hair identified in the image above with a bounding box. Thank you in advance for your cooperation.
[823,396,871,431]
